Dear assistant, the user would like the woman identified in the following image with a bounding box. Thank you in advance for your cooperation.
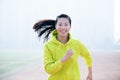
[33,14,92,80]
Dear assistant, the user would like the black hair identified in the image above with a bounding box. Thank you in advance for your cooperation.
[33,14,71,42]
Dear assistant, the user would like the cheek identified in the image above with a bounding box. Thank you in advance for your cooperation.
[67,26,71,30]
[66,26,71,31]
[55,26,62,31]
[55,26,59,31]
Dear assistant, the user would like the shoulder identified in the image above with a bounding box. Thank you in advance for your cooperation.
[71,37,83,45]
[71,37,87,49]
[44,40,52,47]
[43,39,57,49]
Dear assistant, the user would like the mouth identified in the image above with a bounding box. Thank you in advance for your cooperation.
[60,30,67,34]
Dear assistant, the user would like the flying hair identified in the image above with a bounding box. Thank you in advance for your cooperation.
[33,14,71,42]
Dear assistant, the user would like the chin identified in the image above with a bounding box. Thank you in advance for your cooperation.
[60,34,68,37]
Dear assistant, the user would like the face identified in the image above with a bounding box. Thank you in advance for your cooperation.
[55,18,71,37]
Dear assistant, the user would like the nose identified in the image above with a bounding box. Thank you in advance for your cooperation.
[60,25,66,29]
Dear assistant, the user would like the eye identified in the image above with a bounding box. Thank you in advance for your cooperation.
[58,23,62,26]
[65,23,68,26]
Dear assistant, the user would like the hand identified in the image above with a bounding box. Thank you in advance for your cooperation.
[61,49,73,63]
[66,49,73,57]
[86,73,92,80]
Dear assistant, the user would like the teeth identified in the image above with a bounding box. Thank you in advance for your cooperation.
[61,30,65,32]
[61,31,66,33]
[62,31,65,32]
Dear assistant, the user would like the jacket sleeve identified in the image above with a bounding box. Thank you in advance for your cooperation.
[78,41,92,67]
[43,44,63,75]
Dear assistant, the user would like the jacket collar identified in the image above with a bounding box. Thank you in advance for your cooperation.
[50,30,72,46]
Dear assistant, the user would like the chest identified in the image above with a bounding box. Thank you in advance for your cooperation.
[49,44,80,61]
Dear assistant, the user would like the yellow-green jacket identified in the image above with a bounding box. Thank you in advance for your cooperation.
[43,30,92,80]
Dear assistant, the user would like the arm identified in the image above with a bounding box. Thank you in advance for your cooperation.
[44,45,63,75]
[44,43,73,75]
[86,67,92,80]
[80,43,92,67]
[78,42,93,80]
[82,49,93,80]
[82,51,93,80]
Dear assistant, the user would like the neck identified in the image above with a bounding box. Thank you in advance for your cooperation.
[57,35,69,44]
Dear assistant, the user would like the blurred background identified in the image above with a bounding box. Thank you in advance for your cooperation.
[0,0,120,51]
[0,0,120,80]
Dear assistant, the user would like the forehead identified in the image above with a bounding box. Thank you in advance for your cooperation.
[57,18,69,23]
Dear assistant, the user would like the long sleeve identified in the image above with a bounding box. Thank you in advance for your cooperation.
[79,42,92,67]
[43,44,63,75]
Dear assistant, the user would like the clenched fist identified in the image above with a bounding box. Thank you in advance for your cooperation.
[61,49,73,63]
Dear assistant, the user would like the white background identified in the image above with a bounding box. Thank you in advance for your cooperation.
[0,0,119,51]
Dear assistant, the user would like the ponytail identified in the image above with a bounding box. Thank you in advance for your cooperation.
[33,14,71,42]
[33,19,56,42]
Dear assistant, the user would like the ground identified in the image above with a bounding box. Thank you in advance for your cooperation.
[0,50,120,80]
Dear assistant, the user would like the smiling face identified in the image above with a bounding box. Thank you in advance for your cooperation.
[55,18,71,37]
